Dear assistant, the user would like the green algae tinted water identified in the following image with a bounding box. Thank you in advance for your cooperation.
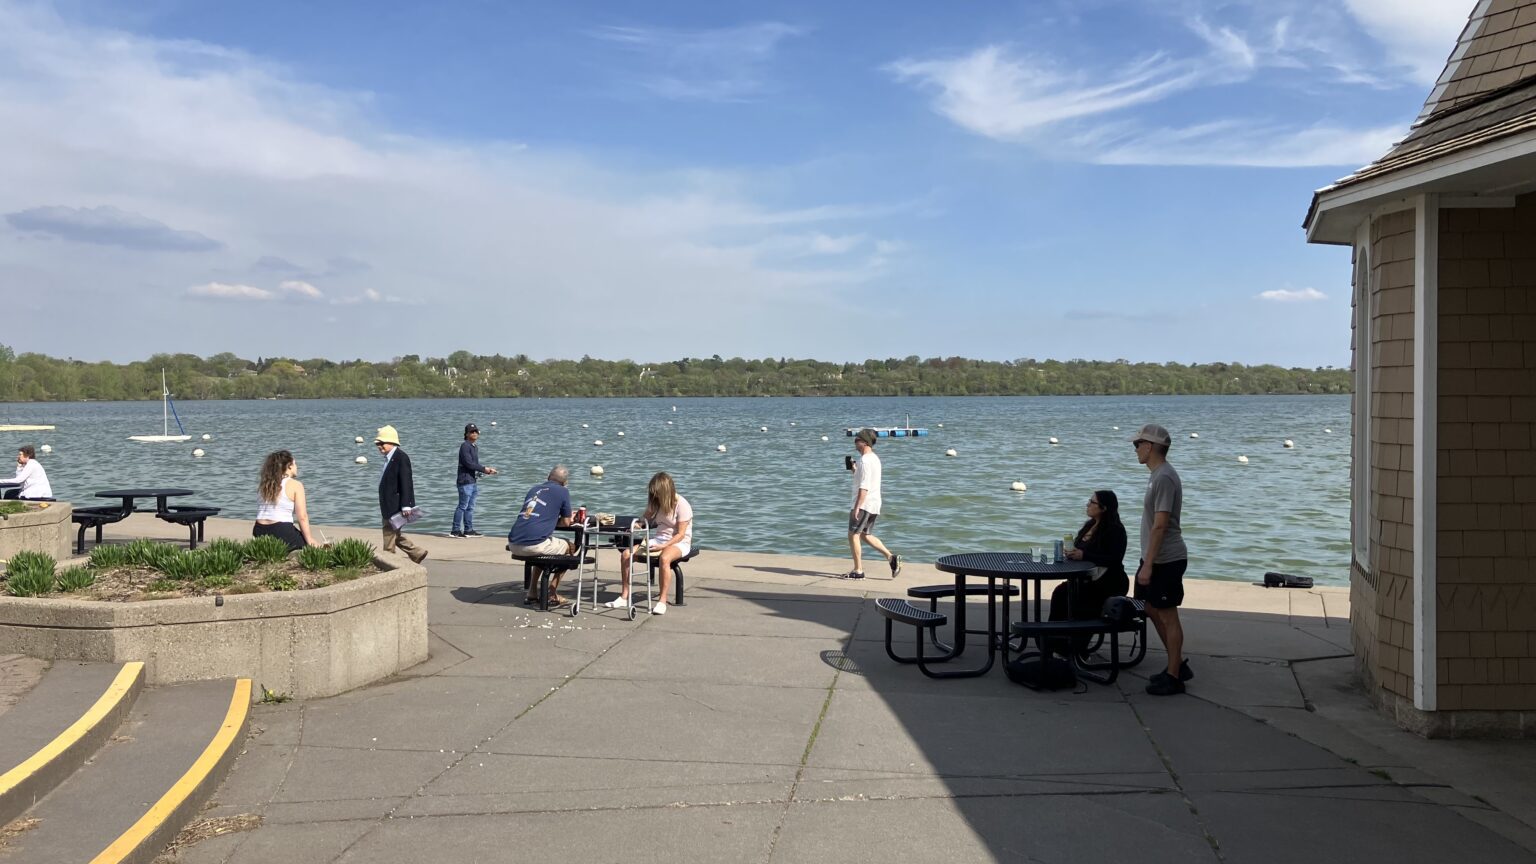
[0,395,1350,584]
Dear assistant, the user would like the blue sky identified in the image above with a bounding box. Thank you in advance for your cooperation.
[0,0,1473,366]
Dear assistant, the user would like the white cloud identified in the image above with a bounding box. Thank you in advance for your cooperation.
[0,4,889,360]
[278,279,322,299]
[1344,0,1472,86]
[1256,287,1327,302]
[1086,121,1404,167]
[589,22,805,102]
[806,233,865,255]
[889,47,1199,140]
[189,282,273,300]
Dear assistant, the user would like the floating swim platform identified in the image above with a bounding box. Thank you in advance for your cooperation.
[0,425,55,432]
[845,427,928,438]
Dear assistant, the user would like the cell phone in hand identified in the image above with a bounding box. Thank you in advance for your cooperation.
[845,455,855,471]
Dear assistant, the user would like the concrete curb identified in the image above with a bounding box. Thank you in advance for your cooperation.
[90,678,251,864]
[0,661,143,826]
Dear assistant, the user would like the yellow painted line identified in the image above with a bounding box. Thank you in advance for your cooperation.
[0,661,143,799]
[91,678,251,864]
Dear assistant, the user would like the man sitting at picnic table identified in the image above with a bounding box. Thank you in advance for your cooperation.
[507,465,579,607]
[2,446,52,500]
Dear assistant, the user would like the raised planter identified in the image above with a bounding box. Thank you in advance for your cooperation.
[0,556,427,700]
[0,502,71,562]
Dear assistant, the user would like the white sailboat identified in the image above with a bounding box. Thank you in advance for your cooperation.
[128,370,192,443]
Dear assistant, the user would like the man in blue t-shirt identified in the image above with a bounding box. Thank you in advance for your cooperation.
[508,465,577,606]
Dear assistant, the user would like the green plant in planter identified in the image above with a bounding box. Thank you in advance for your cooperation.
[5,550,57,597]
[57,566,96,592]
[264,572,298,592]
[199,574,234,590]
[158,550,205,581]
[0,501,28,516]
[126,538,177,570]
[328,538,375,570]
[297,545,331,572]
[244,535,290,564]
[88,544,131,569]
[331,566,362,582]
[201,546,244,578]
[145,578,180,594]
[205,538,246,559]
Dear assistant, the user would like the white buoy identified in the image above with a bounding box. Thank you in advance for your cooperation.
[667,421,673,425]
[821,436,829,442]
[672,406,677,412]
[490,421,497,426]
[1011,481,1027,492]
[1112,426,1120,431]
[790,422,797,426]
[355,455,368,464]
[192,448,205,458]
[1189,433,1199,439]
[716,444,727,452]
[1238,455,1249,464]
[39,444,51,454]
[760,426,768,432]
[1324,428,1332,434]
[355,436,365,444]
[937,423,944,428]
[581,423,589,429]
[945,448,957,457]
[617,431,625,437]
[594,440,603,447]
[201,433,212,441]
[1048,437,1059,445]
[1283,439,1295,449]
[590,465,604,476]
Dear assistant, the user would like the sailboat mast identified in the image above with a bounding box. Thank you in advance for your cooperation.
[162,369,169,436]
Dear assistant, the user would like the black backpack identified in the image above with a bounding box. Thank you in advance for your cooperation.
[1100,596,1144,628]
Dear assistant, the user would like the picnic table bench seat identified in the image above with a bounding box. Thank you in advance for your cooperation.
[512,552,596,612]
[155,506,221,550]
[877,598,950,668]
[1009,598,1148,686]
[633,545,701,606]
[70,505,132,555]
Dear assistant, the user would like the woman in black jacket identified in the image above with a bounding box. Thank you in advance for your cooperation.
[1048,489,1129,628]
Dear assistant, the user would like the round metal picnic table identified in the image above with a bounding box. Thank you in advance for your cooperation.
[95,488,195,514]
[921,552,1097,678]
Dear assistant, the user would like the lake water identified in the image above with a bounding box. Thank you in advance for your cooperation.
[0,395,1351,584]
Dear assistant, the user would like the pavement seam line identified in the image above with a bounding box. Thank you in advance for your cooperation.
[764,589,865,863]
[0,660,142,801]
[1125,697,1227,864]
[90,678,252,864]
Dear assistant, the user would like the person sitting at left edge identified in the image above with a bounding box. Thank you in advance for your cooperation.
[507,465,578,607]
[2,445,52,500]
[451,422,497,538]
[376,425,427,564]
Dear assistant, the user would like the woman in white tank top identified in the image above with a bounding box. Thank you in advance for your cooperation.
[254,450,315,551]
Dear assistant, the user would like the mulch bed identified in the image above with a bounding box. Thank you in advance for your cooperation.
[29,560,382,603]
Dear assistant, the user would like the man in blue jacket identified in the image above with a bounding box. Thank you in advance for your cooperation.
[451,423,498,538]
[376,424,427,564]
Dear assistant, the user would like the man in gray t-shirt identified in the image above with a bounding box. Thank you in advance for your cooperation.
[1133,423,1192,696]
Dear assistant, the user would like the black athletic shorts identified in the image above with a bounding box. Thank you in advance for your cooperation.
[848,509,879,535]
[1133,558,1187,609]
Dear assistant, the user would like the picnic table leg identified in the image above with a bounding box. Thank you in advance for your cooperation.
[917,570,997,678]
[77,524,88,555]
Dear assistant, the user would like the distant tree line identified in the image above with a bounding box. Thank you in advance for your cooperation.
[0,345,1349,401]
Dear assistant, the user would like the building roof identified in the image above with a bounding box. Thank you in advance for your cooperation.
[1305,1,1536,240]
[1316,1,1536,197]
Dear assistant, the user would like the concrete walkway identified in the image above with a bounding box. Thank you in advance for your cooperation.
[86,517,1536,863]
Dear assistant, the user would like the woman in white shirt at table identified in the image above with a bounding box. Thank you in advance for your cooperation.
[2,446,52,500]
[253,450,316,551]
[608,471,693,615]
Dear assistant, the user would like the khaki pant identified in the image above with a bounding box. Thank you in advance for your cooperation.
[383,523,427,563]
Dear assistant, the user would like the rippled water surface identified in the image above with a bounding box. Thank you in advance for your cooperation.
[1,395,1350,584]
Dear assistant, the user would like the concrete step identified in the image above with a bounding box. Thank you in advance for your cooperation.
[0,661,143,825]
[3,677,250,864]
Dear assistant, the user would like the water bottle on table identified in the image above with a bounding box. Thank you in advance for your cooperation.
[1053,538,1064,564]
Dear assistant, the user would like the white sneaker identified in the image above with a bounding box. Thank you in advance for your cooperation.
[602,596,630,609]
[652,601,668,615]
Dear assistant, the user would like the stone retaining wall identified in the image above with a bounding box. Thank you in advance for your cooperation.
[0,503,71,563]
[0,557,427,700]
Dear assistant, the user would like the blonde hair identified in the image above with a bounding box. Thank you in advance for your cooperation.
[258,450,294,503]
[644,472,677,521]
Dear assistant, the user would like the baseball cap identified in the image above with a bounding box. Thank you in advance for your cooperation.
[1131,424,1171,447]
[464,423,479,436]
[855,428,878,446]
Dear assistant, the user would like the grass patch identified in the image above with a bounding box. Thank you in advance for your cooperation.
[88,544,131,569]
[331,566,362,582]
[158,551,205,582]
[329,538,375,569]
[0,502,29,517]
[198,574,235,590]
[263,572,298,592]
[259,685,292,704]
[145,578,180,594]
[296,545,331,572]
[244,535,290,564]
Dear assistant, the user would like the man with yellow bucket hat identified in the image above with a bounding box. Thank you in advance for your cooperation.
[375,425,427,564]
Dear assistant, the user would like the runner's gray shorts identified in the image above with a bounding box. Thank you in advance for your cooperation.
[848,509,879,535]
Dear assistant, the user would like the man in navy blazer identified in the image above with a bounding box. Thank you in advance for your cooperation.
[375,424,427,564]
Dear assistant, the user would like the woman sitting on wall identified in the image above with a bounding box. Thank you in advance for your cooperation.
[254,450,316,551]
